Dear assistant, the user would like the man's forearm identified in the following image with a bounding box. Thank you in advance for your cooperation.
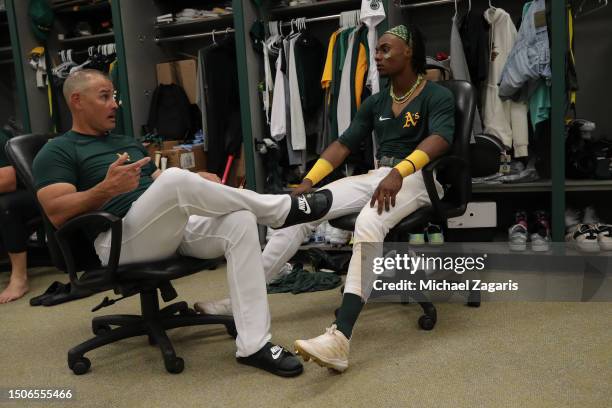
[303,141,351,186]
[44,183,114,228]
[321,141,351,168]
[0,166,17,193]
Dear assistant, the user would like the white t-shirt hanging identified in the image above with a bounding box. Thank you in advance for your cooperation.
[360,0,386,94]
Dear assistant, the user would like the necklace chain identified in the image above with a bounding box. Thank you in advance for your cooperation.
[390,75,424,104]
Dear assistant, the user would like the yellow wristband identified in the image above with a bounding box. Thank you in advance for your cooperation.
[304,158,334,186]
[394,150,430,178]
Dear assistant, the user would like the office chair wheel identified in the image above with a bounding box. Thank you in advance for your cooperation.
[92,324,111,335]
[418,315,436,331]
[225,323,238,338]
[164,356,184,374]
[71,357,91,375]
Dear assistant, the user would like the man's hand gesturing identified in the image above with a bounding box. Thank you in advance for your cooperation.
[100,153,151,197]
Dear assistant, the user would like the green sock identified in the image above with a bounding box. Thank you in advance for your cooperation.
[334,293,364,339]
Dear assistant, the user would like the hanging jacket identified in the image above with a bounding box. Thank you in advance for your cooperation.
[201,38,242,175]
[350,26,369,113]
[288,34,307,150]
[294,31,324,115]
[482,7,529,158]
[337,27,359,137]
[450,13,483,135]
[498,0,551,102]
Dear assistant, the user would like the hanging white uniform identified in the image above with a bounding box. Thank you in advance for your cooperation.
[270,46,287,141]
[482,7,529,157]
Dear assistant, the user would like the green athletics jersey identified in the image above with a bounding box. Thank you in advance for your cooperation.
[337,80,455,159]
[32,131,157,218]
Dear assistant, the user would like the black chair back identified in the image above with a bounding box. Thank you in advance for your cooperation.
[5,134,100,272]
[435,80,475,210]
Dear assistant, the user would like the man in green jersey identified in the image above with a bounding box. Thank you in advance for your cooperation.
[32,69,333,377]
[276,24,455,372]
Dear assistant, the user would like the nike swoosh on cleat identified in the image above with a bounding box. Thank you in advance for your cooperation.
[271,346,283,360]
[298,196,311,214]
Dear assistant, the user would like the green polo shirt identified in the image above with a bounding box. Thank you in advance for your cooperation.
[32,131,157,218]
[338,81,455,159]
[0,129,11,167]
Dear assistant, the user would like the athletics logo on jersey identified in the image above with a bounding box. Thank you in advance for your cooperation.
[403,112,420,128]
[369,0,381,10]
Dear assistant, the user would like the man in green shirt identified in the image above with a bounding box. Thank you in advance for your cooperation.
[0,128,40,303]
[32,69,333,377]
[265,25,456,372]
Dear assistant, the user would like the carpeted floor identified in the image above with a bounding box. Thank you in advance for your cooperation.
[1,265,611,408]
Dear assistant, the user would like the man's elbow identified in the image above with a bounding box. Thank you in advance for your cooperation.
[40,204,66,229]
[0,179,16,193]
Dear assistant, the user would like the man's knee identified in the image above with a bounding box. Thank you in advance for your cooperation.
[225,210,258,237]
[155,167,191,187]
[354,211,386,242]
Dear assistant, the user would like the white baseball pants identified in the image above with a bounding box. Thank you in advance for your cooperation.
[262,167,442,299]
[94,168,292,357]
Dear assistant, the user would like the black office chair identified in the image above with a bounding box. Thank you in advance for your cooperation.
[6,134,236,375]
[329,80,480,330]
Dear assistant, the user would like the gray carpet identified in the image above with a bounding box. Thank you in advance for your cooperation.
[1,265,611,408]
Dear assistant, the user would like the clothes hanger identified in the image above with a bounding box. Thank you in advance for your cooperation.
[278,20,285,37]
[577,0,608,18]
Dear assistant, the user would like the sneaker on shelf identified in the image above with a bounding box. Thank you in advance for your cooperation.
[409,232,425,245]
[582,206,600,225]
[294,324,350,372]
[324,222,333,244]
[531,210,551,252]
[594,223,612,251]
[508,210,529,251]
[328,226,351,246]
[566,224,600,252]
[425,223,444,245]
[312,222,327,244]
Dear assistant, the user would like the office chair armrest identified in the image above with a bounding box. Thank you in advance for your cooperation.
[55,211,122,288]
[422,155,470,218]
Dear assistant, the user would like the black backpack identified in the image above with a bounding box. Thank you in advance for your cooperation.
[147,84,192,141]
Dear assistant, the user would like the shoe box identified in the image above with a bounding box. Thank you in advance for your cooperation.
[446,202,497,242]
